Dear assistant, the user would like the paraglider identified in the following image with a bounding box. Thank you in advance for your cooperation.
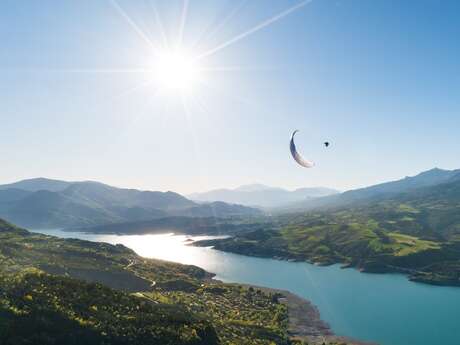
[289,130,315,168]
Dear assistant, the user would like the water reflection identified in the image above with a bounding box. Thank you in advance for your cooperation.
[31,229,460,345]
[33,229,228,269]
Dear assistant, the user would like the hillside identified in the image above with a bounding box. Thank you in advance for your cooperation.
[189,184,338,208]
[0,272,219,345]
[0,177,72,192]
[69,216,271,236]
[195,171,460,287]
[0,178,260,229]
[0,218,299,345]
[285,168,460,211]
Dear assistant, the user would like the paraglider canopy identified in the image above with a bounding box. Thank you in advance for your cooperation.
[290,130,315,168]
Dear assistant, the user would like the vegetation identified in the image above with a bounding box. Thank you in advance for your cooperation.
[0,271,218,345]
[143,285,290,344]
[1,218,334,344]
[0,219,209,292]
[387,232,440,256]
[195,179,460,287]
[72,215,270,237]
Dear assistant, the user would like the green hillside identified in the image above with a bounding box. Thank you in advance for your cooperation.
[196,178,460,287]
[0,272,218,345]
[288,168,460,211]
[0,219,301,345]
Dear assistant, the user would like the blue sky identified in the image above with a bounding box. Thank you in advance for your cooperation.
[1,0,459,194]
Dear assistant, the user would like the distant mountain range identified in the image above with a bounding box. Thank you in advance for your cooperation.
[289,167,460,240]
[188,183,339,208]
[4,169,458,231]
[0,177,73,192]
[285,168,460,211]
[196,168,460,286]
[0,178,260,229]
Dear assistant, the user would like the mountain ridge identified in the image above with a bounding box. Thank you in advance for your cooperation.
[0,177,73,192]
[188,184,339,208]
[194,169,460,287]
[284,167,460,211]
[0,178,260,229]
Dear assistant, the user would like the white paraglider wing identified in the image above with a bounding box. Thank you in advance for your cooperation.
[290,130,315,168]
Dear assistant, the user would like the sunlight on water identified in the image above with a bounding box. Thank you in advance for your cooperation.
[32,229,228,269]
[31,229,460,345]
[104,233,229,266]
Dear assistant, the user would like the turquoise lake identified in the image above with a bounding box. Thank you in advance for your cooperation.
[33,229,460,345]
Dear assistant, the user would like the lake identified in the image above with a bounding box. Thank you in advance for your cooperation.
[33,229,460,345]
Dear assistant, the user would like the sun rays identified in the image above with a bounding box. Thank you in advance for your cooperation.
[104,0,312,102]
[196,0,312,60]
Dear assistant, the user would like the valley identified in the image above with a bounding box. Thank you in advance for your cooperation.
[0,218,358,345]
[2,168,460,344]
[3,2,459,344]
[188,169,460,287]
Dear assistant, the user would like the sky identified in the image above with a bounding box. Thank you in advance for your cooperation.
[1,0,459,194]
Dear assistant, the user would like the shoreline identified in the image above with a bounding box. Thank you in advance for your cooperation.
[193,239,460,288]
[279,289,377,345]
[230,283,377,345]
[55,225,460,289]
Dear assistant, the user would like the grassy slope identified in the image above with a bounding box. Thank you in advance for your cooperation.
[196,187,460,286]
[0,219,208,291]
[0,271,218,345]
[0,219,305,345]
[144,285,288,344]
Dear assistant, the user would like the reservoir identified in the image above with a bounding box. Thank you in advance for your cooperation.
[33,229,460,345]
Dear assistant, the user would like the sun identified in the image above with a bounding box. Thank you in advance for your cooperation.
[109,0,311,98]
[154,49,202,92]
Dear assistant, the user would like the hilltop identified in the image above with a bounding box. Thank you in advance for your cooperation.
[0,178,260,229]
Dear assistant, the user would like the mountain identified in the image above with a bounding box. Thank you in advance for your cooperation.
[6,190,123,228]
[0,189,32,206]
[0,177,72,192]
[176,201,262,217]
[61,181,194,210]
[233,183,277,192]
[188,184,339,208]
[197,168,460,287]
[288,168,460,211]
[342,167,460,200]
[0,179,260,228]
[70,215,271,236]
